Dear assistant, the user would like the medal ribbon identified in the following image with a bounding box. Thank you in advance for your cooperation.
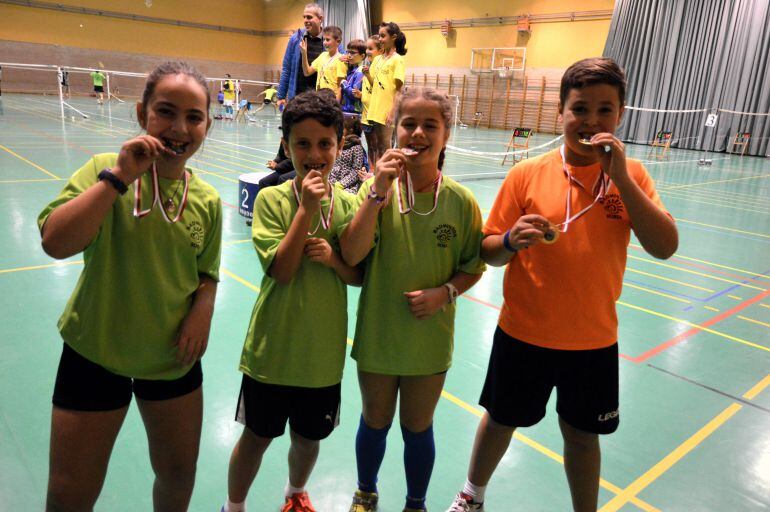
[396,171,442,215]
[133,163,190,223]
[292,179,334,235]
[556,144,611,233]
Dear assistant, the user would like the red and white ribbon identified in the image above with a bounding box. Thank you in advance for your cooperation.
[396,171,442,216]
[292,178,334,235]
[555,144,611,233]
[133,163,189,223]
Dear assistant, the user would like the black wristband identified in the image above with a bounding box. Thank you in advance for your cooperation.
[98,169,128,195]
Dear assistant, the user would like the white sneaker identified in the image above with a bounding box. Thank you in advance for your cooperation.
[446,493,484,512]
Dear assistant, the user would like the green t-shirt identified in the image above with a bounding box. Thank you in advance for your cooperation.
[38,153,222,380]
[90,71,105,87]
[240,180,357,388]
[351,177,486,375]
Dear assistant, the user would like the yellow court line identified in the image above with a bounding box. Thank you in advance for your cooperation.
[704,306,720,312]
[625,268,715,292]
[623,282,691,304]
[440,390,660,511]
[616,301,770,353]
[629,246,770,282]
[601,371,770,510]
[628,255,767,292]
[664,173,770,190]
[0,144,61,179]
[727,295,743,301]
[597,403,742,512]
[737,316,770,329]
[761,304,770,310]
[0,260,83,275]
[743,374,770,400]
[188,166,239,184]
[221,266,659,512]
[0,178,63,184]
[220,268,260,292]
[675,218,770,239]
[225,239,253,245]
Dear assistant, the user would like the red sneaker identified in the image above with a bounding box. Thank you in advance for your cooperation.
[281,491,317,512]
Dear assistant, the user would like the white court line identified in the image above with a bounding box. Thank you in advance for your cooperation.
[21,96,276,156]
[641,156,732,166]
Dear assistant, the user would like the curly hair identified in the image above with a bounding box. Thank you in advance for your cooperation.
[281,90,344,142]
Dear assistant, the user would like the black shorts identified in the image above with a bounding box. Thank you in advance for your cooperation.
[479,327,619,435]
[263,99,272,105]
[93,85,104,93]
[235,374,340,441]
[53,343,202,411]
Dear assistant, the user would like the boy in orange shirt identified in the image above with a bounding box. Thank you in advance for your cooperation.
[445,58,678,512]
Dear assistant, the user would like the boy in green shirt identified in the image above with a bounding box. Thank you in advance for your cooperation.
[223,90,362,512]
[90,69,106,104]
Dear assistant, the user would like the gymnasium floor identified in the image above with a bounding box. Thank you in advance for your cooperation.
[0,93,768,512]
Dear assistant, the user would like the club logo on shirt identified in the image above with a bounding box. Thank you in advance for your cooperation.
[433,224,457,248]
[187,221,205,249]
[600,194,624,220]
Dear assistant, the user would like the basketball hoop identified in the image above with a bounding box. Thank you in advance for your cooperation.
[440,20,452,38]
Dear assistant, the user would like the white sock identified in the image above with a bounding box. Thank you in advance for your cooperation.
[285,480,305,497]
[223,498,246,512]
[463,480,487,503]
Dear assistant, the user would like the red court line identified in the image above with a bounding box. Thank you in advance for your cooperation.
[630,288,770,363]
[461,293,501,310]
[222,201,238,209]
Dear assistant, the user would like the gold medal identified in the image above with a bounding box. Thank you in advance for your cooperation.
[578,137,611,153]
[542,224,560,244]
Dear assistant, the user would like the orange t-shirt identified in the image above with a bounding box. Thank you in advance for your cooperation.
[483,148,670,350]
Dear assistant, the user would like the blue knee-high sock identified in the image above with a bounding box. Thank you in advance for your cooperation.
[402,424,435,511]
[356,415,391,493]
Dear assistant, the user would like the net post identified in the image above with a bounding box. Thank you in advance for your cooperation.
[57,67,65,119]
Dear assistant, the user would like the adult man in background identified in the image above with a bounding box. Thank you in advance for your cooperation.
[276,3,326,107]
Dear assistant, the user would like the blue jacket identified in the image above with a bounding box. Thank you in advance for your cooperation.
[277,28,345,101]
[340,64,364,114]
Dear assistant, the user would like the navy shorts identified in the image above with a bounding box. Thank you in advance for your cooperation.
[53,343,202,411]
[479,327,619,434]
[235,374,341,441]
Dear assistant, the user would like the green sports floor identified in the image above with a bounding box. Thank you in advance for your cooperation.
[1,94,769,512]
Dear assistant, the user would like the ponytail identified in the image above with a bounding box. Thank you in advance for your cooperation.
[380,22,407,56]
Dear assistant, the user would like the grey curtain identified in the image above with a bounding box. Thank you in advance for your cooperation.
[320,0,371,44]
[603,0,770,157]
